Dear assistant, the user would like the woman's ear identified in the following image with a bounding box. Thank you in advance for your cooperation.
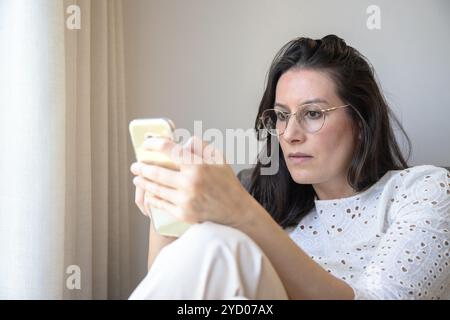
[351,118,363,141]
[355,120,363,140]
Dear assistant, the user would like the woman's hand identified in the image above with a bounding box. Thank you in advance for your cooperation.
[130,136,255,228]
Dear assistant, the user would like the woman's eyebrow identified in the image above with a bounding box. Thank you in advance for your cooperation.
[274,98,329,109]
[273,103,289,111]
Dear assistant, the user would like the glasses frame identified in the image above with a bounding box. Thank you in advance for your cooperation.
[258,104,351,136]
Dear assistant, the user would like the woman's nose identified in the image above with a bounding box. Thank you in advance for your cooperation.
[281,117,307,143]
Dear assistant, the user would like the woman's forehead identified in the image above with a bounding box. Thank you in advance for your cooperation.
[275,69,339,109]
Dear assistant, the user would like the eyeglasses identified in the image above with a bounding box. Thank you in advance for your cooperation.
[258,104,350,136]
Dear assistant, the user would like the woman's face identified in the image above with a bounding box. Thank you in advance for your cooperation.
[275,68,358,190]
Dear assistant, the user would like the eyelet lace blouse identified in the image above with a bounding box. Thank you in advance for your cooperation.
[286,165,450,299]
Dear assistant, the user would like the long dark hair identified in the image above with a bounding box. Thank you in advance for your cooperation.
[247,35,411,229]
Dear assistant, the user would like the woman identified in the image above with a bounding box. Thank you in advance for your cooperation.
[129,35,450,300]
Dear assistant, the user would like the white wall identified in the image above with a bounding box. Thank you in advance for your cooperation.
[123,0,450,287]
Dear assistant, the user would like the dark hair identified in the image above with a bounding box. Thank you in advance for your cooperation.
[246,34,411,229]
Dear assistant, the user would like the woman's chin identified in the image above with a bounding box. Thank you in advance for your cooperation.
[288,169,317,184]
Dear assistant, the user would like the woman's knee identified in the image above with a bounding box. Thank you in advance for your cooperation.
[158,221,261,262]
[145,221,287,299]
[179,221,257,250]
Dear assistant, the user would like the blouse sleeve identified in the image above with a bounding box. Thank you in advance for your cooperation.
[350,166,450,300]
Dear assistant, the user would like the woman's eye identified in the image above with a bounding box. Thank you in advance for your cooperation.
[305,110,322,119]
[276,112,289,121]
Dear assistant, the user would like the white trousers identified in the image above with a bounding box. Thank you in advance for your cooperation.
[128,221,288,299]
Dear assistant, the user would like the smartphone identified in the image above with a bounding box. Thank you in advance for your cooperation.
[129,118,193,237]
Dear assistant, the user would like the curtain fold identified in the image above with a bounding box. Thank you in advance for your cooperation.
[63,0,132,299]
[0,0,132,299]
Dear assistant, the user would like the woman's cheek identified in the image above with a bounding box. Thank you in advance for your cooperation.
[320,128,354,172]
[312,131,341,168]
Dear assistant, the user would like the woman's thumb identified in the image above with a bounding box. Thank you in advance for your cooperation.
[185,136,224,164]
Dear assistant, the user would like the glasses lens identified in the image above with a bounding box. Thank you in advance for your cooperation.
[260,109,286,136]
[260,105,327,136]
[297,105,325,133]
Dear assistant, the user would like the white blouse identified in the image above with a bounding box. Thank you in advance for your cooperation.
[286,165,450,300]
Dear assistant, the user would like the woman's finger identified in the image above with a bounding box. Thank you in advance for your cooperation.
[131,162,185,189]
[130,162,141,175]
[145,193,199,224]
[134,185,148,216]
[144,192,181,220]
[185,136,225,164]
[133,176,182,206]
[185,136,209,158]
[141,163,187,189]
[143,137,184,166]
[143,191,152,217]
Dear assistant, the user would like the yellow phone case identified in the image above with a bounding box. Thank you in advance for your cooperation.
[129,118,192,237]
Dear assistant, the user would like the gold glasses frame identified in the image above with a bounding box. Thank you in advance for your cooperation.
[258,104,351,136]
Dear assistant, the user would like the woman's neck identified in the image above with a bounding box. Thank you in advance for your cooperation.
[312,175,357,201]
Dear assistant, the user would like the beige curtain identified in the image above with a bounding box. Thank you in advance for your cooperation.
[0,0,132,299]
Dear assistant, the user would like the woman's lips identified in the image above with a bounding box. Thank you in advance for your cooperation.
[288,155,313,164]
